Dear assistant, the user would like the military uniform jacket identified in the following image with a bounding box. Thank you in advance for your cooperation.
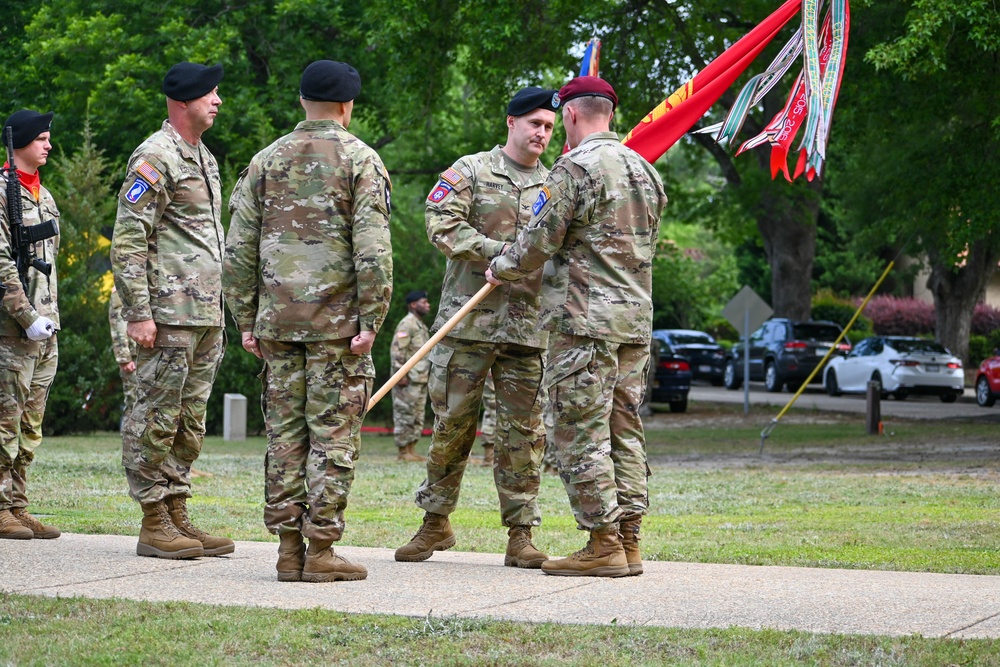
[223,119,393,342]
[0,176,60,336]
[491,132,667,345]
[425,146,549,349]
[111,120,225,327]
[390,312,430,384]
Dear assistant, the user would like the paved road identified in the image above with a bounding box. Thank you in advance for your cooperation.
[4,534,1000,638]
[689,383,997,420]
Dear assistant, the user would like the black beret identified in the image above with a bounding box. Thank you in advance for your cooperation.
[506,87,560,117]
[300,60,362,103]
[162,62,224,102]
[558,76,618,110]
[405,290,428,304]
[3,110,54,149]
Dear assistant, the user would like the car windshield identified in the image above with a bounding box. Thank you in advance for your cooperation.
[671,333,714,345]
[890,339,948,355]
[791,324,841,342]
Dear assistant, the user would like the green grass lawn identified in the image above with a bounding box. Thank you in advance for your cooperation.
[4,402,1000,665]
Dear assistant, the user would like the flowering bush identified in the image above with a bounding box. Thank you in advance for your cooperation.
[859,296,935,335]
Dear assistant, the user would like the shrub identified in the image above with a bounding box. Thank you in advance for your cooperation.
[812,291,873,337]
[972,302,1000,336]
[859,295,935,335]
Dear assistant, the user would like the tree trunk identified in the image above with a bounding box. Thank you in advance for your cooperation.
[927,239,1000,364]
[755,178,823,320]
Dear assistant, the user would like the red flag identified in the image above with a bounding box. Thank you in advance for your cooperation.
[623,0,800,163]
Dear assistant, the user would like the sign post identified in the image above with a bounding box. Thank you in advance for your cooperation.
[721,286,773,414]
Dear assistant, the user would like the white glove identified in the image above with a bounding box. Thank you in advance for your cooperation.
[25,316,55,341]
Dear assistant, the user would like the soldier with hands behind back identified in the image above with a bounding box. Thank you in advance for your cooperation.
[391,290,431,463]
[224,60,393,583]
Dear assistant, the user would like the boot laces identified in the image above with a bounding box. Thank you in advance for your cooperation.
[174,504,208,540]
[509,527,534,552]
[157,504,186,538]
[11,509,42,531]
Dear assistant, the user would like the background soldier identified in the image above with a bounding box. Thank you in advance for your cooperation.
[391,289,431,463]
[476,370,496,466]
[488,76,668,578]
[224,60,393,583]
[0,109,61,540]
[110,62,233,560]
[108,287,138,425]
[395,87,558,569]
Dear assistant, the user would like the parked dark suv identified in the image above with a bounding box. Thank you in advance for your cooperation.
[650,332,693,412]
[723,318,850,392]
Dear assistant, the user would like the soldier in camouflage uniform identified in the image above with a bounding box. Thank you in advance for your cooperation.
[391,290,431,463]
[488,77,668,578]
[110,62,233,560]
[395,87,560,569]
[108,287,138,424]
[0,110,61,540]
[223,60,393,583]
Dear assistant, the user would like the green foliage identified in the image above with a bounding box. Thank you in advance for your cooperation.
[811,290,873,338]
[969,331,1000,369]
[650,238,739,331]
[43,123,121,435]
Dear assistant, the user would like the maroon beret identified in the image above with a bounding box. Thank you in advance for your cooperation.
[557,76,618,110]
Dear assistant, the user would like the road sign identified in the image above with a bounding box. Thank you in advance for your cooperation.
[722,285,773,337]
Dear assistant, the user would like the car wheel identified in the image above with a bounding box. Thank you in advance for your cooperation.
[764,362,783,393]
[723,360,741,390]
[871,372,888,400]
[939,391,958,404]
[893,389,908,401]
[669,398,688,413]
[825,369,841,397]
[977,376,997,407]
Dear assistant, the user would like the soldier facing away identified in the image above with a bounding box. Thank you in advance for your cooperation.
[110,62,233,560]
[223,60,393,583]
[0,109,62,540]
[488,76,668,577]
[394,87,559,569]
[391,289,431,463]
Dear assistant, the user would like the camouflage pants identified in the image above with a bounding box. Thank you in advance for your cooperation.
[392,381,427,449]
[478,370,496,448]
[0,334,57,510]
[121,325,224,505]
[546,332,650,531]
[416,336,546,527]
[119,365,140,426]
[260,338,374,541]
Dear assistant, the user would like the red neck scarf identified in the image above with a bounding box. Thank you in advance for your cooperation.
[2,162,41,201]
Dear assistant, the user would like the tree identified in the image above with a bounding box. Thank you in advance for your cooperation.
[831,0,1000,361]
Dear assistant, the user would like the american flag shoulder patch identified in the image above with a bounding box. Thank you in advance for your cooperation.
[136,161,162,185]
[440,167,464,186]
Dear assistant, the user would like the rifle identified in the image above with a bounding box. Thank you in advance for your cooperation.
[3,126,59,296]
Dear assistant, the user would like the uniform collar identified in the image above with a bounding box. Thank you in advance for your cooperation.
[162,120,199,161]
[577,131,619,148]
[489,145,546,186]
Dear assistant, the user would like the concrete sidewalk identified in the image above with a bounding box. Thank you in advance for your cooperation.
[3,533,1000,638]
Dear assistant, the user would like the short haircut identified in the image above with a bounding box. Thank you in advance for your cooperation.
[566,95,614,121]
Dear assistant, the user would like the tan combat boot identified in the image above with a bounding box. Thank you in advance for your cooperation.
[166,496,235,556]
[540,525,630,577]
[302,538,368,582]
[0,509,33,540]
[394,511,456,562]
[397,444,424,462]
[137,501,204,559]
[619,516,643,576]
[11,508,60,539]
[479,444,494,467]
[276,532,305,582]
[504,525,548,568]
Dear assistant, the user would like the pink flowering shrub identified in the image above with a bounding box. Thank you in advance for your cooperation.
[859,296,935,335]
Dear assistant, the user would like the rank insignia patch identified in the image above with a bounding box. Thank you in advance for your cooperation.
[428,181,453,203]
[532,186,551,215]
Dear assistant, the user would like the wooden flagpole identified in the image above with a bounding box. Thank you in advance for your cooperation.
[367,282,497,411]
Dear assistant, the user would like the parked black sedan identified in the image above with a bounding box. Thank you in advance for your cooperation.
[650,332,693,413]
[653,329,727,385]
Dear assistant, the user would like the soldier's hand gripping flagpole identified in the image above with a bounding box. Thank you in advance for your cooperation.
[367,282,497,411]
